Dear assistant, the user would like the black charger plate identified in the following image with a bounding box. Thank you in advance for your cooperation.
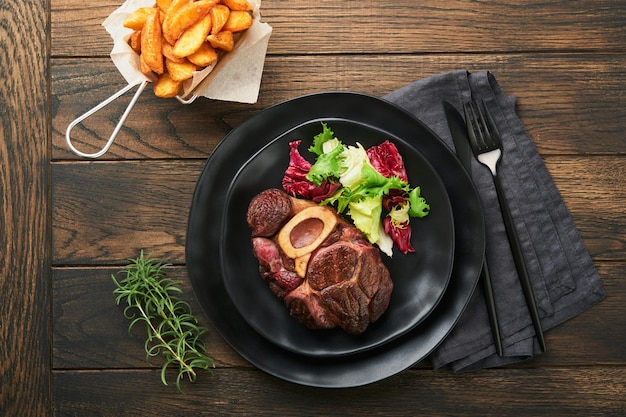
[186,92,484,387]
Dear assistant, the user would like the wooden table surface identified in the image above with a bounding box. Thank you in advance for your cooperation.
[2,0,625,415]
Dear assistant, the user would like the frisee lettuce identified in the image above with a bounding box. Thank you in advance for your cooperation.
[308,122,336,156]
[288,123,430,256]
[408,186,429,218]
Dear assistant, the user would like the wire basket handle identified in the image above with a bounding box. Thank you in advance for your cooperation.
[65,80,149,158]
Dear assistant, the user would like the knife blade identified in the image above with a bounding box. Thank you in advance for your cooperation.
[443,100,504,356]
[443,100,473,173]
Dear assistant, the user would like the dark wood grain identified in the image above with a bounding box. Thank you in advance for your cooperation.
[51,264,624,371]
[51,0,626,56]
[51,161,203,264]
[53,367,626,416]
[0,0,51,415]
[50,156,626,264]
[3,0,624,414]
[52,266,246,369]
[546,157,626,261]
[52,53,626,160]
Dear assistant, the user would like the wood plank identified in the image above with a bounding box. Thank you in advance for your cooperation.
[50,154,626,264]
[53,367,626,416]
[52,262,624,370]
[0,0,51,415]
[51,161,203,265]
[51,53,626,160]
[546,157,626,261]
[52,266,247,369]
[51,0,626,56]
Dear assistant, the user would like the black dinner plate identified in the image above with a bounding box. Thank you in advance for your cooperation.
[221,119,455,357]
[186,92,485,387]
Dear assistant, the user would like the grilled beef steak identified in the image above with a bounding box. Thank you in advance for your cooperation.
[247,188,393,334]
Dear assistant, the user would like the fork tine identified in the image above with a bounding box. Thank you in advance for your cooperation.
[477,99,502,149]
[463,101,484,152]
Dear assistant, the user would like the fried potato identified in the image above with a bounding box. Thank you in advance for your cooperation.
[165,58,197,81]
[124,0,255,98]
[210,4,230,35]
[222,0,252,12]
[154,72,183,98]
[162,41,186,63]
[223,10,252,33]
[186,41,218,66]
[123,7,155,31]
[156,0,172,13]
[163,0,216,45]
[207,30,234,52]
[139,54,152,76]
[173,14,212,57]
[141,9,164,74]
[162,0,192,44]
[129,30,142,54]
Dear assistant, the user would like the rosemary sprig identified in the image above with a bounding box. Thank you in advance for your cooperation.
[112,251,214,392]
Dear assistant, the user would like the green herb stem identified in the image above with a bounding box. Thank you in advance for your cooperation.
[112,251,214,393]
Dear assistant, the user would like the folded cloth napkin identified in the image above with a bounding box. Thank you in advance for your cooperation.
[384,70,605,371]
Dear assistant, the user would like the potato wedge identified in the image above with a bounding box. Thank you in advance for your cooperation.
[156,0,172,13]
[154,72,183,98]
[222,0,252,12]
[173,14,212,57]
[207,30,234,52]
[210,4,230,36]
[162,41,186,63]
[141,9,164,74]
[162,0,192,44]
[139,53,153,76]
[163,0,216,44]
[223,10,252,33]
[186,41,218,66]
[165,58,197,81]
[123,7,155,31]
[129,30,142,54]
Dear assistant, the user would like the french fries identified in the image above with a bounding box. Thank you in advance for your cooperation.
[124,0,254,98]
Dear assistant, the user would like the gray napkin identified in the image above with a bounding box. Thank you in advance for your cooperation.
[384,70,605,371]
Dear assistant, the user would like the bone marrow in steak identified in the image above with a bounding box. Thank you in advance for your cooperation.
[247,188,393,335]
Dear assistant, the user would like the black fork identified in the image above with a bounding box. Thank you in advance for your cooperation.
[464,99,547,352]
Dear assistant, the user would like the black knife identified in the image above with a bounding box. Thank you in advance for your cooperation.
[443,100,504,356]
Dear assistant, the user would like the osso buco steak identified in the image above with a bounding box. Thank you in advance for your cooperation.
[247,188,393,334]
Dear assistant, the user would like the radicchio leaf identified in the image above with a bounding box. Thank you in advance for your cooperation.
[366,140,409,182]
[282,140,340,202]
[384,216,415,254]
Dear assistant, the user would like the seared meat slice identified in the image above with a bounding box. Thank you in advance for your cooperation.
[248,188,393,335]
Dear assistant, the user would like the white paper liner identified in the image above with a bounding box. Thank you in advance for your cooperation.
[102,0,272,103]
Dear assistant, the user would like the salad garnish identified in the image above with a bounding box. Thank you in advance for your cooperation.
[282,123,429,256]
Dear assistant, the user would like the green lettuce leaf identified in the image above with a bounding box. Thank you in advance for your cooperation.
[308,122,336,156]
[408,186,430,218]
[347,196,383,244]
[305,141,345,185]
